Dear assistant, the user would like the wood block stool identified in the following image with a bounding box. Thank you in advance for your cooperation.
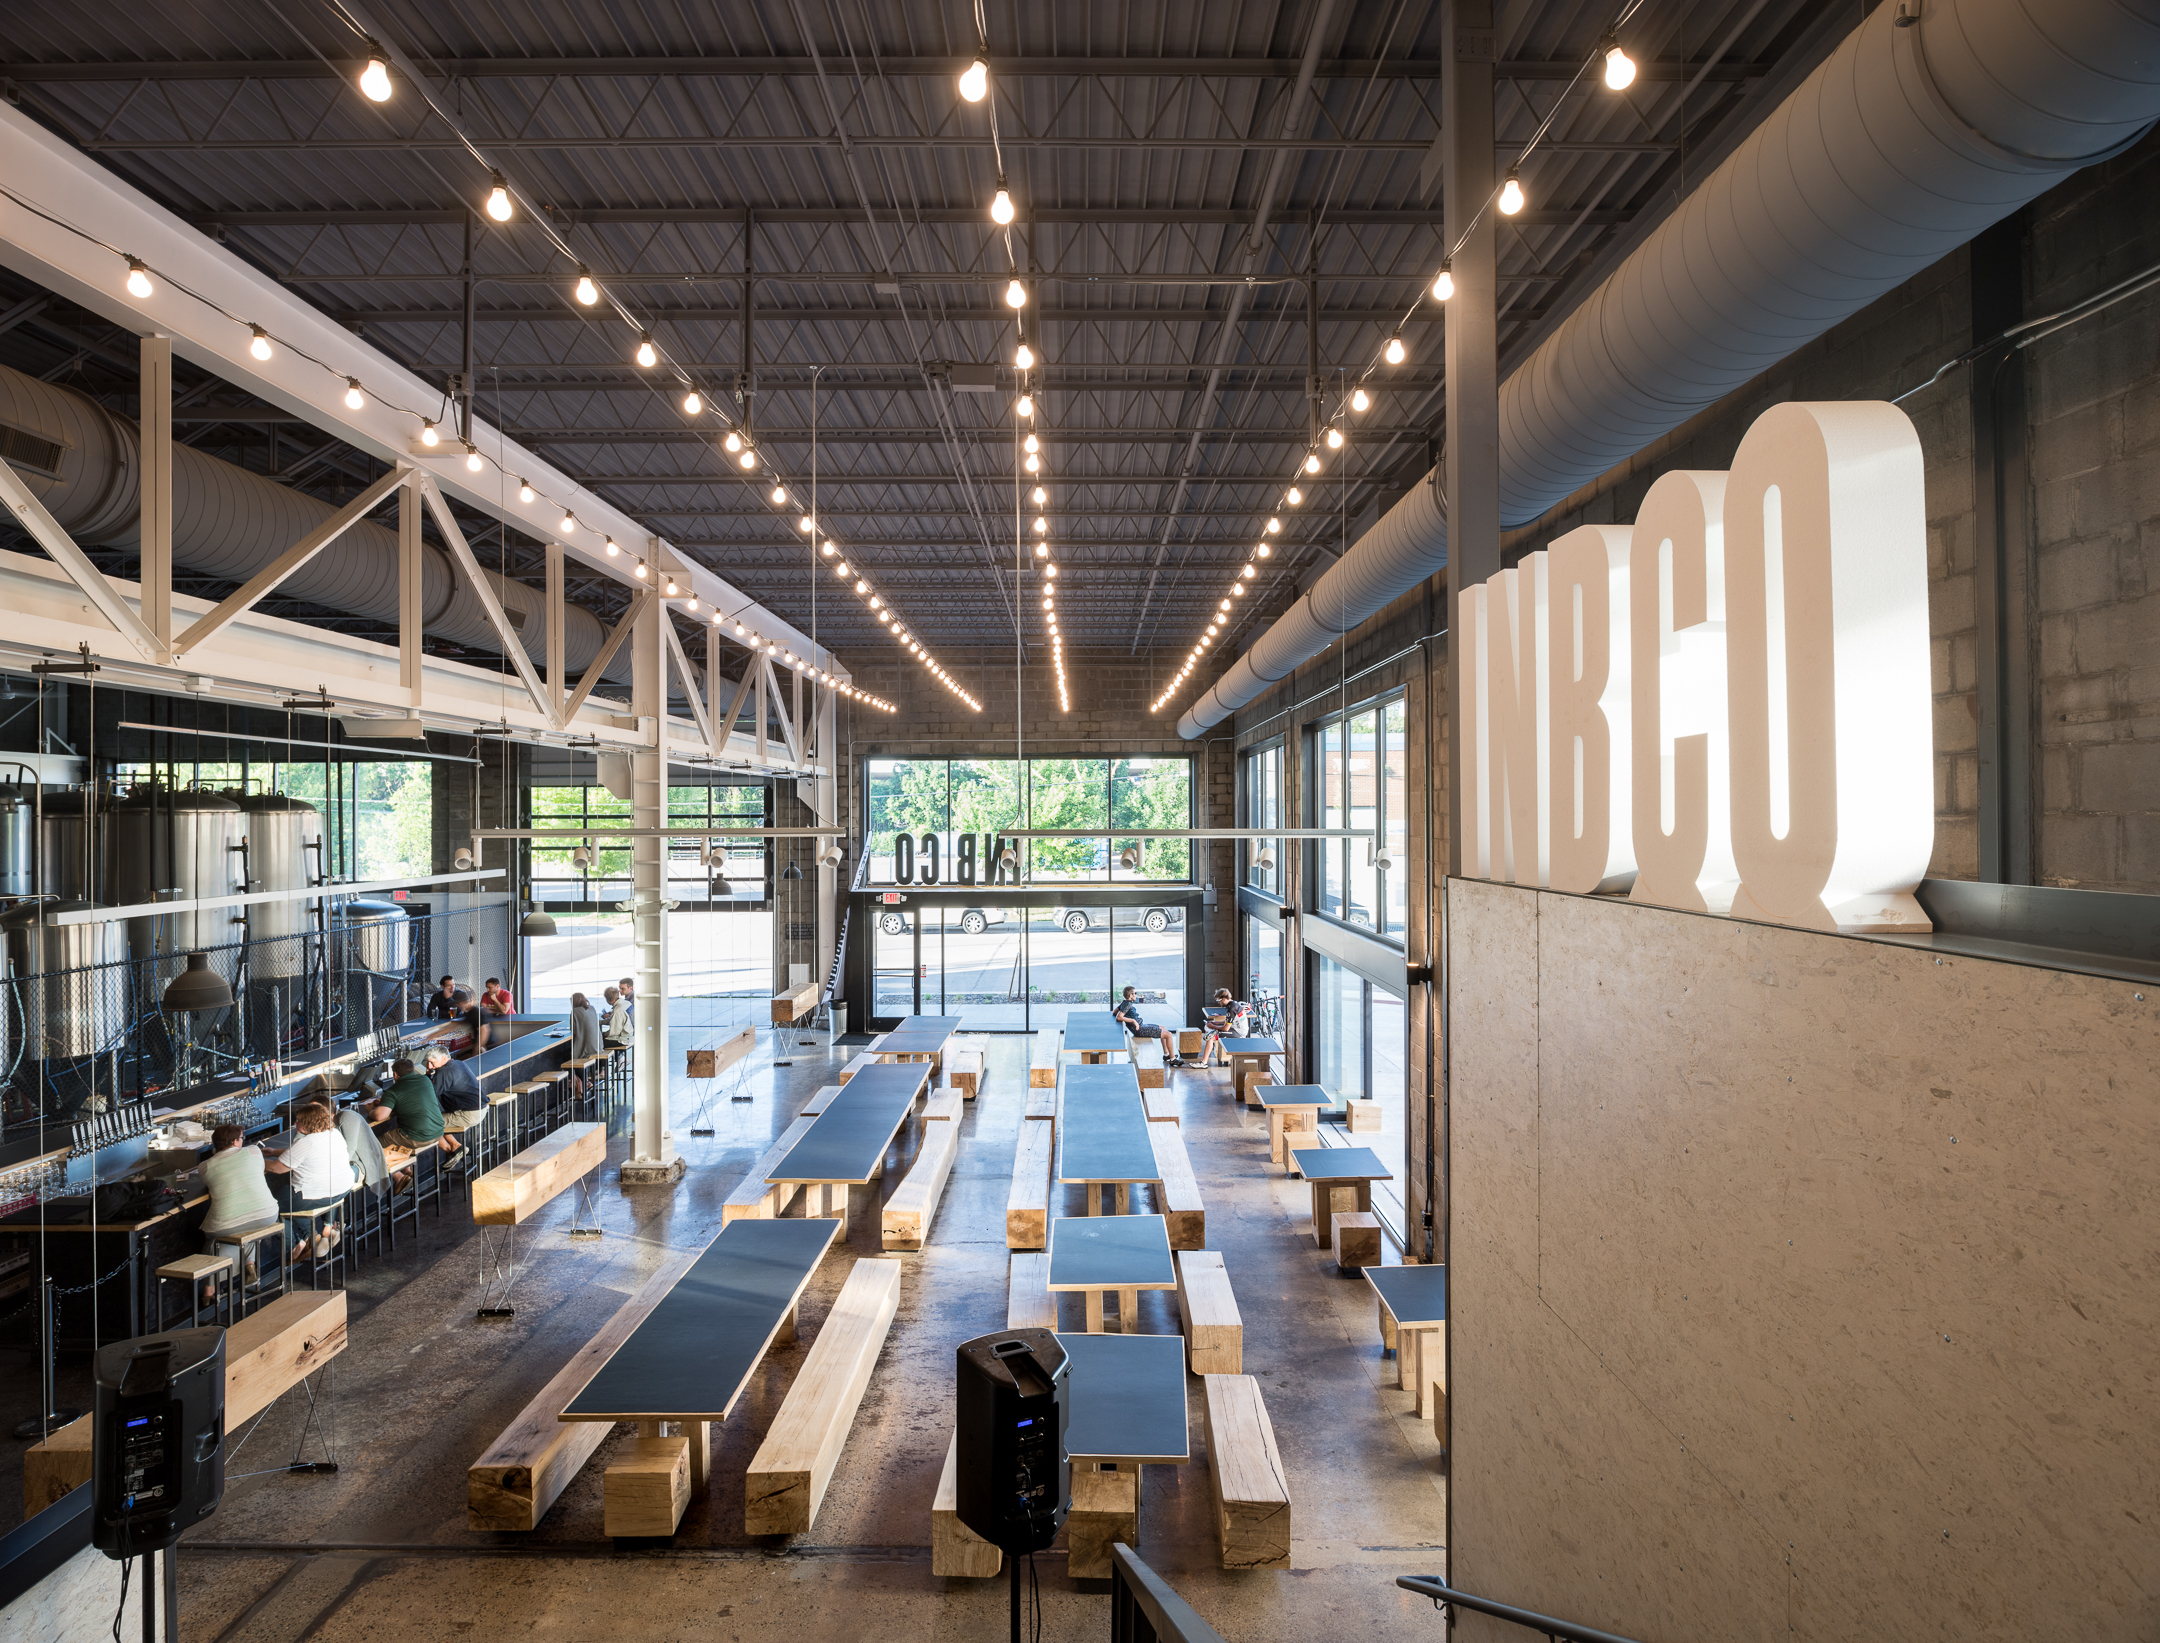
[605,1434,690,1537]
[1345,1099,1382,1133]
[1331,1211,1382,1273]
[1067,1465,1139,1578]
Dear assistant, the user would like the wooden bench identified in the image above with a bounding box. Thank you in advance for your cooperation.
[685,1024,756,1079]
[1131,1039,1166,1089]
[721,1117,816,1225]
[923,1086,965,1124]
[882,1114,961,1251]
[798,1085,841,1118]
[1143,1090,1179,1125]
[1175,1250,1242,1375]
[1068,1465,1139,1578]
[932,1431,1004,1576]
[1201,1374,1291,1570]
[469,1245,701,1529]
[25,1290,347,1518]
[1006,1112,1055,1250]
[1005,1252,1057,1331]
[605,1435,689,1537]
[1025,1088,1057,1129]
[744,1258,903,1535]
[1028,1030,1063,1088]
[946,1047,985,1099]
[771,982,820,1024]
[1148,1121,1205,1249]
[474,1121,605,1226]
[837,1035,888,1084]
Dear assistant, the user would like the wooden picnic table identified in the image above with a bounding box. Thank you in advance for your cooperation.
[1047,1213,1177,1334]
[1059,1330,1191,1514]
[1220,1036,1284,1103]
[1291,1144,1393,1248]
[1252,1083,1337,1170]
[767,1060,928,1230]
[1062,1011,1130,1062]
[1366,1263,1448,1419]
[1056,1069,1160,1215]
[559,1216,840,1493]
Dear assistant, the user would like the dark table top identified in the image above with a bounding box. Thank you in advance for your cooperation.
[1254,1083,1335,1109]
[1057,1095,1160,1186]
[1291,1144,1393,1182]
[1058,1332,1190,1463]
[561,1217,839,1421]
[1060,1062,1142,1104]
[1061,1013,1130,1055]
[1365,1263,1447,1327]
[768,1061,925,1183]
[1220,1036,1284,1056]
[877,1029,952,1056]
[1047,1214,1176,1290]
[896,1015,964,1035]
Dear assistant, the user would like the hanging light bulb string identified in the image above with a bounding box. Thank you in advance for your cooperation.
[1151,0,1649,715]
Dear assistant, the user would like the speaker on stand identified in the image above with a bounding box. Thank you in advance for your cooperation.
[92,1328,227,1643]
[954,1329,1069,1643]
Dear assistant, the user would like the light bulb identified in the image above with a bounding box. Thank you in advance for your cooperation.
[798,514,814,532]
[1431,263,1455,301]
[634,559,648,579]
[739,447,757,469]
[683,390,702,415]
[1499,171,1525,215]
[1257,542,1272,557]
[1033,516,1047,534]
[1326,426,1344,449]
[990,186,1014,225]
[1025,453,1040,473]
[1031,486,1047,505]
[575,270,598,305]
[1035,542,1049,559]
[713,610,725,625]
[822,540,837,556]
[736,622,747,635]
[1015,343,1035,370]
[485,173,513,222]
[663,578,679,596]
[1006,279,1027,308]
[466,449,484,472]
[604,537,620,556]
[560,511,577,534]
[420,420,439,447]
[1045,562,1057,578]
[1023,433,1039,454]
[1351,387,1369,413]
[959,57,989,102]
[1603,40,1637,92]
[855,580,869,594]
[359,54,392,102]
[249,326,273,361]
[686,597,697,612]
[1242,564,1256,578]
[124,258,155,299]
[725,430,742,452]
[1304,452,1321,474]
[635,333,657,368]
[518,480,534,503]
[1266,516,1281,533]
[771,485,787,504]
[345,378,366,409]
[835,561,849,576]
[1386,335,1407,365]
[1287,487,1302,505]
[1017,394,1033,417]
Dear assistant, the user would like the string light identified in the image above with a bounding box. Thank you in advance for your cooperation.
[344,378,365,409]
[466,448,484,472]
[1025,454,1041,473]
[1385,335,1407,365]
[1032,486,1047,505]
[1006,279,1028,309]
[560,510,577,534]
[420,420,439,447]
[358,52,393,102]
[738,446,758,470]
[1017,394,1034,417]
[518,480,535,503]
[822,540,837,556]
[604,537,620,556]
[1432,263,1455,301]
[485,172,513,222]
[1287,487,1303,505]
[725,430,743,453]
[1499,170,1525,215]
[634,559,649,579]
[575,269,599,305]
[1024,433,1040,454]
[991,185,1015,225]
[1035,542,1049,559]
[1033,516,1048,534]
[1602,37,1637,91]
[1265,517,1281,534]
[1304,452,1321,474]
[798,514,814,532]
[635,333,657,368]
[959,58,989,102]
[1351,387,1369,412]
[1326,426,1345,449]
[249,326,273,361]
[1015,343,1035,370]
[683,390,703,415]
[124,257,154,299]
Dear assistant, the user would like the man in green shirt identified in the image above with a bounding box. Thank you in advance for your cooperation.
[368,1057,447,1186]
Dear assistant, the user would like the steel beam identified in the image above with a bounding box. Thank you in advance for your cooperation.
[0,463,168,660]
[324,301,1491,326]
[189,207,1604,229]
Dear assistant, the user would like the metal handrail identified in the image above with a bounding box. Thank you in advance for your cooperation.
[1395,1577,1650,1643]
[1111,1545,1228,1643]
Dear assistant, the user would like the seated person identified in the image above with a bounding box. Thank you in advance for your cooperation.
[568,992,605,1095]
[369,1057,448,1184]
[601,986,632,1046]
[479,977,514,1017]
[423,1046,486,1136]
[1112,985,1186,1066]
[337,1103,390,1195]
[199,1122,282,1277]
[263,1101,355,1256]
[1200,988,1251,1064]
[424,974,463,1020]
[459,990,492,1053]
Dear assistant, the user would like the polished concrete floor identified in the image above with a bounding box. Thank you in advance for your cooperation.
[60,1028,1449,1640]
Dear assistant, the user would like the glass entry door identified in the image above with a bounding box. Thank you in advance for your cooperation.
[873,903,918,1018]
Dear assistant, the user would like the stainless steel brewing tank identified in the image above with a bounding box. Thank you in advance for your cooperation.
[0,898,126,1059]
[0,766,34,898]
[233,792,324,976]
[38,789,103,901]
[104,788,245,959]
[335,898,410,974]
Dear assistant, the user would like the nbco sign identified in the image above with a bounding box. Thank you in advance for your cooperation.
[1459,400,1935,934]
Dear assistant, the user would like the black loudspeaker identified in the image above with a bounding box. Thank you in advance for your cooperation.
[954,1329,1069,1554]
[92,1328,226,1559]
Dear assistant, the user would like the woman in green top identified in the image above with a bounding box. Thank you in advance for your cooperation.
[368,1057,447,1186]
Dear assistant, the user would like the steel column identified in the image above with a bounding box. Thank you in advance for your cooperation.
[139,335,172,656]
[625,588,676,1180]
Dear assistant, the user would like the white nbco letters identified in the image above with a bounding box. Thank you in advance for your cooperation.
[1458,400,1936,934]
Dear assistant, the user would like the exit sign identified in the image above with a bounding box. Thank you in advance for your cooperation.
[879,892,906,904]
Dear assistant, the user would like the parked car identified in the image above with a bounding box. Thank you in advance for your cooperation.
[878,906,1008,936]
[1046,905,1184,935]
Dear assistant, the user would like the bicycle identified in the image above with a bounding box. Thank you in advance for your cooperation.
[1247,990,1284,1040]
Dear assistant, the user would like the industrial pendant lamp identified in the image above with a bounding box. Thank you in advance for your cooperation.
[519,905,558,936]
[162,952,234,1013]
[781,861,803,881]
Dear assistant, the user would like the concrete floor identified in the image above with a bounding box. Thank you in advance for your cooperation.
[28,1029,1449,1640]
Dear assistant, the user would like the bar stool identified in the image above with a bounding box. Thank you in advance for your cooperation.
[529,1070,570,1134]
[565,1057,601,1121]
[345,1176,389,1264]
[156,1253,234,1330]
[281,1202,346,1292]
[509,1080,547,1148]
[210,1224,287,1318]
[481,1090,519,1171]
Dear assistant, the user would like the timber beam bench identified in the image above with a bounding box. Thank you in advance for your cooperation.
[838,1035,889,1083]
[1148,1120,1206,1249]
[882,1110,961,1250]
[771,983,821,1026]
[1006,1252,1057,1331]
[946,1042,986,1098]
[933,1430,1005,1576]
[721,1116,816,1225]
[1028,1030,1064,1087]
[744,1257,903,1535]
[1007,1112,1055,1250]
[1175,1250,1243,1374]
[472,1120,607,1316]
[24,1290,347,1518]
[1201,1373,1291,1570]
[1132,1039,1167,1089]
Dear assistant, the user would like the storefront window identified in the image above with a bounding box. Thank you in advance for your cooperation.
[863,757,1193,885]
[1310,952,1409,1229]
[1383,701,1409,938]
[1243,742,1282,895]
[1245,913,1283,1007]
[1307,689,1406,945]
[1319,720,1346,918]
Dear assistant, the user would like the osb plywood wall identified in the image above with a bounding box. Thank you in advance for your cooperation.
[1446,879,2157,1641]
